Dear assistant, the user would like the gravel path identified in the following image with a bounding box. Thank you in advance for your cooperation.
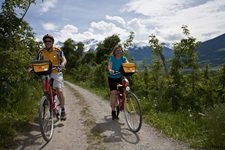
[10,81,194,150]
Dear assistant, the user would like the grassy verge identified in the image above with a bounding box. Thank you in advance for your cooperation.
[66,77,225,150]
[0,81,42,148]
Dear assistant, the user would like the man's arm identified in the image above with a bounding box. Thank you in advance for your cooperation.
[60,56,67,69]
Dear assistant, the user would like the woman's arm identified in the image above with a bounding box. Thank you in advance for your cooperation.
[108,61,114,74]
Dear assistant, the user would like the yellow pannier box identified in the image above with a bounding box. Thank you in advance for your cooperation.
[32,60,52,75]
[120,63,136,76]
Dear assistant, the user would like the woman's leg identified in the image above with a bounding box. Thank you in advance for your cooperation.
[111,90,117,111]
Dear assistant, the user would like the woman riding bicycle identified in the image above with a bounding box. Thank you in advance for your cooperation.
[108,44,128,120]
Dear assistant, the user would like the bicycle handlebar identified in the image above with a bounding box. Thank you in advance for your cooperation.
[113,71,121,75]
[52,66,66,71]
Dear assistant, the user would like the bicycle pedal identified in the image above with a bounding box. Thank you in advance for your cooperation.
[61,118,67,121]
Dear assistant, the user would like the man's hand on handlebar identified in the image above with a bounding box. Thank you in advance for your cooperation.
[60,64,66,69]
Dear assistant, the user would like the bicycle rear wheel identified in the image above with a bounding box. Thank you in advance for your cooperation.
[124,92,142,132]
[39,96,54,142]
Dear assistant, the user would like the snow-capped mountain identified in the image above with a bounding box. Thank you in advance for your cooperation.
[55,39,151,52]
[53,33,225,67]
[83,39,98,52]
[55,39,99,52]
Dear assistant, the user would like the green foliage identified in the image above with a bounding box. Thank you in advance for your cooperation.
[0,0,35,50]
[64,26,225,149]
[0,0,41,147]
[123,31,134,49]
[61,38,80,71]
[0,79,41,147]
[91,62,108,88]
[203,104,225,149]
[1,3,225,148]
[95,34,120,64]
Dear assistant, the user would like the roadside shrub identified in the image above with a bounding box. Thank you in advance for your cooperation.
[203,104,225,149]
[0,80,41,148]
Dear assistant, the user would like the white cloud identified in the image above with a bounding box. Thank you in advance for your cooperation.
[123,0,225,44]
[54,21,130,43]
[42,22,57,31]
[123,0,192,17]
[105,15,126,25]
[61,24,78,33]
[29,0,225,46]
[89,21,128,39]
[126,18,150,41]
[55,24,78,42]
[40,0,58,13]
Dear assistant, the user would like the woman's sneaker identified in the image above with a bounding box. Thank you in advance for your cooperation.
[61,109,66,121]
[111,111,118,120]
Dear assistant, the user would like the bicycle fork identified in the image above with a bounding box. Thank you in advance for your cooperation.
[52,89,60,117]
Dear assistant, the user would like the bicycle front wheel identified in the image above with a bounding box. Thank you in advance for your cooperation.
[124,92,142,132]
[39,96,54,142]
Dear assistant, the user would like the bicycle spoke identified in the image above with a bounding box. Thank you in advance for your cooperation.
[39,96,54,142]
[124,93,142,132]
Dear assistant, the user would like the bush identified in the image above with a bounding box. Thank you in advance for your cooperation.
[203,104,225,149]
[0,79,41,148]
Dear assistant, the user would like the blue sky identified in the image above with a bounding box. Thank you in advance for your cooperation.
[21,0,225,45]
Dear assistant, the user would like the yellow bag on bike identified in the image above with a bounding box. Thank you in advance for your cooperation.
[32,60,52,75]
[120,63,136,76]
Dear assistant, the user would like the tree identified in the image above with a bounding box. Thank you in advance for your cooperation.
[95,34,120,64]
[173,25,201,92]
[149,34,169,79]
[0,0,36,105]
[76,42,85,58]
[0,0,35,50]
[61,38,77,71]
[82,51,96,65]
[169,25,201,110]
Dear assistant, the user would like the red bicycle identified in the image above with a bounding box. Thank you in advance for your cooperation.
[113,71,142,132]
[32,60,62,142]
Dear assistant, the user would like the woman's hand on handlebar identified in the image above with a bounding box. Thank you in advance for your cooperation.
[109,69,114,74]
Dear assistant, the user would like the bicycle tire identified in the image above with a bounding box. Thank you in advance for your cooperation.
[124,92,142,132]
[39,96,54,142]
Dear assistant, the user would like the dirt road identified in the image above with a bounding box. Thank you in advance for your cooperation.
[11,81,193,150]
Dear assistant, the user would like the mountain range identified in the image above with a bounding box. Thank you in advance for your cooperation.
[55,33,225,68]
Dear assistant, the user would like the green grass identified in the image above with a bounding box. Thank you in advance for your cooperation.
[202,104,225,149]
[1,75,224,150]
[0,81,41,148]
[143,110,206,148]
[66,76,225,150]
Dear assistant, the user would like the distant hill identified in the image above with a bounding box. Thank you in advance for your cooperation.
[197,33,225,67]
[127,34,225,68]
[55,33,225,68]
[127,45,173,65]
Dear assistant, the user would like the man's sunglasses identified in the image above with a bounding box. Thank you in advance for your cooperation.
[44,40,52,43]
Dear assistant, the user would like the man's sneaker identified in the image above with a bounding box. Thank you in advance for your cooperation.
[61,109,66,121]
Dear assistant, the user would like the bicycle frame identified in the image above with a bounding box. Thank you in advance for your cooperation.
[115,75,142,132]
[117,77,129,110]
[43,75,57,116]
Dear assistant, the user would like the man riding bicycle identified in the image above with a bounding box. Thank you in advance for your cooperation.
[36,34,67,120]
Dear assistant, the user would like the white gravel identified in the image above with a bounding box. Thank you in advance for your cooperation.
[10,81,194,150]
